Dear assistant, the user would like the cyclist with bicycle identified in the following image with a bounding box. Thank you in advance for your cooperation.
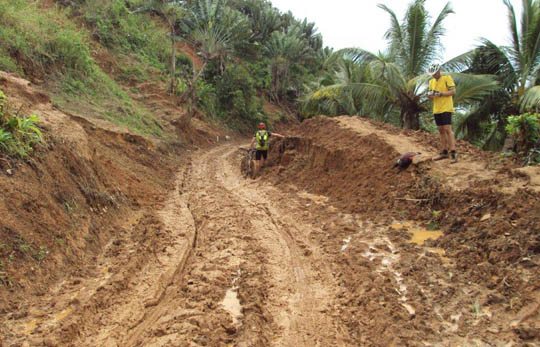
[250,122,285,178]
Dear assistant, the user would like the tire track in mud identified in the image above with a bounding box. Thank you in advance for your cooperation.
[1,161,196,346]
[4,144,351,346]
[120,144,350,346]
[216,145,351,346]
[82,161,198,346]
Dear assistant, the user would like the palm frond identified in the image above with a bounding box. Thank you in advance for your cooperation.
[521,0,540,80]
[448,73,499,104]
[408,73,432,92]
[443,49,475,72]
[377,3,405,57]
[475,38,518,88]
[454,103,495,139]
[337,48,381,66]
[379,62,408,95]
[503,0,521,55]
[403,0,429,76]
[520,85,540,110]
[423,2,454,70]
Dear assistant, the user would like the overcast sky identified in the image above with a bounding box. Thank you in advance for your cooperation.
[269,0,522,62]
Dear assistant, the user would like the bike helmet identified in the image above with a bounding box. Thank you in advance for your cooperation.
[428,63,441,75]
[258,122,266,129]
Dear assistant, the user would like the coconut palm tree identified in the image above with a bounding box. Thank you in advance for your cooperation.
[300,57,392,120]
[502,0,540,109]
[302,0,498,130]
[454,0,540,149]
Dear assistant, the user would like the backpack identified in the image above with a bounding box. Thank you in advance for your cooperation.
[256,130,269,150]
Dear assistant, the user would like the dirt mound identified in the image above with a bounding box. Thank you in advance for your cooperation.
[267,116,540,256]
[263,115,540,343]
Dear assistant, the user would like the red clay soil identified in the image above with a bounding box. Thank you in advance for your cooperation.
[0,74,168,308]
[265,115,540,344]
[2,67,540,346]
[0,71,218,316]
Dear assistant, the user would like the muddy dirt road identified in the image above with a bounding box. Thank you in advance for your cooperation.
[4,134,539,346]
[5,144,351,346]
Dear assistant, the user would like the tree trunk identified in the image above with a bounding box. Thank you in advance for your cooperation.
[401,110,420,130]
[180,60,209,125]
[169,25,176,94]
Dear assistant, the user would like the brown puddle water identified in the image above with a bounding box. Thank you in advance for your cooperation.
[391,222,448,261]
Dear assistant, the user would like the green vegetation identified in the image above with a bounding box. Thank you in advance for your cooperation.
[0,0,325,132]
[84,0,170,71]
[0,0,94,78]
[128,0,182,90]
[1,0,539,150]
[301,0,498,131]
[506,113,540,152]
[455,0,540,150]
[0,90,43,158]
[0,0,163,136]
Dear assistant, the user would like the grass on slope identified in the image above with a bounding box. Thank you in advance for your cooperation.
[0,0,169,136]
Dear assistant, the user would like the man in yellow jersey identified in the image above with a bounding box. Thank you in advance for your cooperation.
[250,122,285,178]
[428,63,457,163]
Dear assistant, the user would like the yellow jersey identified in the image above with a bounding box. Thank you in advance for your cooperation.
[429,75,455,114]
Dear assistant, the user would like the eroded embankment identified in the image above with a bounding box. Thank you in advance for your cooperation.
[0,73,186,322]
[264,116,540,344]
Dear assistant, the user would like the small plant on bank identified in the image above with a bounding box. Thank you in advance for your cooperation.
[472,301,482,318]
[0,90,44,158]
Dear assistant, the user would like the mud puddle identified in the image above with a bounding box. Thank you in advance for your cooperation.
[221,269,243,327]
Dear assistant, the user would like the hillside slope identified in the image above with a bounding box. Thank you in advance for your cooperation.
[0,71,218,319]
[2,99,539,345]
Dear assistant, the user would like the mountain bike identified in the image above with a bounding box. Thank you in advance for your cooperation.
[522,139,540,167]
[239,147,256,178]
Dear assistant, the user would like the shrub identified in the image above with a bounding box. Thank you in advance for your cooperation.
[0,0,95,78]
[196,80,220,119]
[247,59,271,89]
[0,0,163,137]
[505,112,540,152]
[175,53,193,76]
[215,64,263,128]
[0,90,44,158]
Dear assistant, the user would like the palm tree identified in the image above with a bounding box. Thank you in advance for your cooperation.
[302,0,498,130]
[231,0,282,43]
[177,0,251,120]
[264,25,315,102]
[454,0,540,149]
[301,57,392,119]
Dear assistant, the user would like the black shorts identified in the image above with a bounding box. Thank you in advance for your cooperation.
[255,150,268,160]
[434,112,452,126]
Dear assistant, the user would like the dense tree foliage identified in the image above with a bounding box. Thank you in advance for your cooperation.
[1,0,539,148]
[301,0,498,131]
[165,0,326,130]
[453,0,540,150]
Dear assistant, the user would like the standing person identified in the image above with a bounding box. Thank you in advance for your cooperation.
[250,122,285,177]
[428,63,457,163]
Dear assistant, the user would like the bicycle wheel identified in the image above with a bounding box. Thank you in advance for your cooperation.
[523,150,540,167]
